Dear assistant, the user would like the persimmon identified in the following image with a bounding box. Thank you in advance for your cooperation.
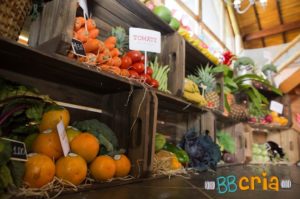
[114,154,131,177]
[90,155,116,181]
[23,154,55,188]
[55,154,87,185]
[39,107,70,132]
[32,129,63,160]
[70,133,99,163]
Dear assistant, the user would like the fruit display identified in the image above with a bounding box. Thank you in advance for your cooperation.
[183,78,207,106]
[216,131,236,163]
[0,78,133,197]
[149,57,170,92]
[178,28,219,64]
[248,111,289,127]
[187,65,220,109]
[152,5,180,31]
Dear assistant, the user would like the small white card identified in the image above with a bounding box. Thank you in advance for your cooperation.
[129,27,161,53]
[270,100,284,114]
[57,120,70,156]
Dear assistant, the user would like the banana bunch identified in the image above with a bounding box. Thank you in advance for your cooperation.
[183,78,207,106]
[178,28,219,65]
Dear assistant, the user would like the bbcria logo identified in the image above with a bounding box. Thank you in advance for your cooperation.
[204,172,292,194]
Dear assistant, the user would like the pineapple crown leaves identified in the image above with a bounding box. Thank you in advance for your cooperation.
[111,26,128,55]
[193,64,217,92]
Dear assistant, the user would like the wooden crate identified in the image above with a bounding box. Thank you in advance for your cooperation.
[0,69,157,178]
[29,0,185,97]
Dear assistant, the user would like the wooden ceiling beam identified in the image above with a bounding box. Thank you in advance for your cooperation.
[244,20,300,41]
[276,0,287,43]
[252,3,265,47]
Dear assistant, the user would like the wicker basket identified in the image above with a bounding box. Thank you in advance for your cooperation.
[0,0,32,40]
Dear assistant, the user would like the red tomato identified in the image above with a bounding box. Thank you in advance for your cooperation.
[140,54,146,62]
[128,70,139,79]
[140,74,151,84]
[132,62,145,74]
[146,67,153,76]
[149,79,159,88]
[126,51,142,63]
[120,56,132,69]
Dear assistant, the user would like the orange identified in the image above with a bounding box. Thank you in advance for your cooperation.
[39,108,70,132]
[32,129,63,160]
[55,154,87,185]
[114,154,131,177]
[270,111,278,119]
[23,154,55,188]
[90,155,116,181]
[70,133,99,163]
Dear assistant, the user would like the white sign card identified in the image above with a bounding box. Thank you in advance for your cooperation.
[57,120,70,156]
[270,100,284,114]
[129,28,161,53]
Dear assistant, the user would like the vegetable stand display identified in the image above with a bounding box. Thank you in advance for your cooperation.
[0,0,244,197]
[0,38,157,197]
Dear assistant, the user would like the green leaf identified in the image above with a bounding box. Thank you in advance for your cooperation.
[8,161,25,188]
[0,165,14,188]
[224,76,238,90]
[44,103,64,113]
[25,103,44,122]
[224,93,231,112]
[0,140,11,166]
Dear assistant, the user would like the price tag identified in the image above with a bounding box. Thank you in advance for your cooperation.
[78,0,89,18]
[270,100,284,114]
[57,120,70,157]
[71,39,86,57]
[1,138,27,161]
[129,28,161,53]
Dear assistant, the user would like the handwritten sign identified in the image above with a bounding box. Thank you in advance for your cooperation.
[270,100,284,114]
[1,138,27,161]
[71,39,86,57]
[129,28,161,53]
[57,121,70,156]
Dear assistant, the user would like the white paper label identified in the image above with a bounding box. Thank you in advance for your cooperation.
[78,0,89,18]
[270,100,284,114]
[129,28,161,53]
[57,120,70,157]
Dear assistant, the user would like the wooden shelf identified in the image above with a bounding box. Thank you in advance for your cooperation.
[156,91,208,113]
[250,123,291,131]
[0,37,143,94]
[185,42,215,75]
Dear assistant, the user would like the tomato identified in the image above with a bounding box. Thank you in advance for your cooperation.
[146,67,153,76]
[126,51,142,63]
[140,74,151,84]
[128,70,139,79]
[132,62,145,74]
[149,79,159,88]
[120,56,132,69]
[140,54,146,62]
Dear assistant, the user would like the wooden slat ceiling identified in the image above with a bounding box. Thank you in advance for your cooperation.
[235,0,300,49]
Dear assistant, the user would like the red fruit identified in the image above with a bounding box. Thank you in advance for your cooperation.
[249,117,257,123]
[120,56,132,69]
[140,54,145,62]
[132,62,145,74]
[126,51,142,63]
[146,67,153,76]
[140,74,151,84]
[128,70,139,79]
[264,115,273,123]
[149,79,159,88]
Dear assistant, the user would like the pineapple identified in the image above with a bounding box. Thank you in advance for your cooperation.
[188,65,220,109]
[229,103,248,121]
[111,26,128,55]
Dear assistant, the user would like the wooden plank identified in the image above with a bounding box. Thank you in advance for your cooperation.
[253,3,265,47]
[160,33,185,96]
[244,20,300,41]
[276,0,287,43]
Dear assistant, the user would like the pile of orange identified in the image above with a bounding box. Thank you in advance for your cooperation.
[270,111,288,126]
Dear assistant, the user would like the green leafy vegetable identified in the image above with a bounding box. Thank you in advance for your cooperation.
[217,131,236,154]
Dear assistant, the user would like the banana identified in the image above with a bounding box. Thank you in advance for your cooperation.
[184,79,199,93]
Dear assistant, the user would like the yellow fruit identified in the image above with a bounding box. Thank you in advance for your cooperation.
[273,117,281,124]
[32,129,63,160]
[23,154,55,188]
[114,155,131,177]
[156,150,182,170]
[39,108,70,132]
[90,155,116,181]
[270,111,278,119]
[55,154,87,185]
[66,126,81,143]
[70,133,99,163]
